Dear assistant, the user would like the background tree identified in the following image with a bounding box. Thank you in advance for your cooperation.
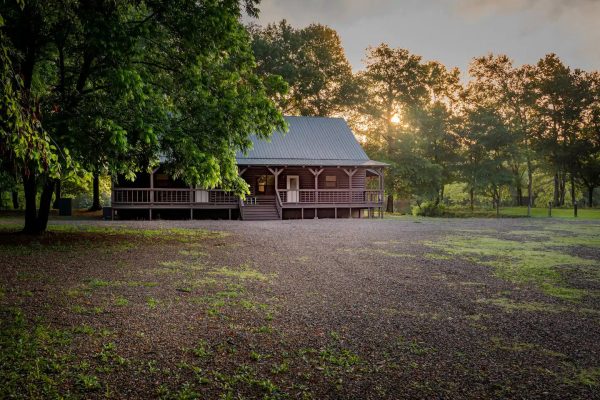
[468,55,537,215]
[459,105,514,214]
[529,54,594,207]
[358,44,429,211]
[251,20,357,116]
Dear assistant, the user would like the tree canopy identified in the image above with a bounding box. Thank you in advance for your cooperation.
[0,0,285,233]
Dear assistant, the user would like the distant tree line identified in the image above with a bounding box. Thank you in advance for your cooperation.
[250,21,600,214]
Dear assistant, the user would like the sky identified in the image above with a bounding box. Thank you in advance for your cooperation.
[250,0,600,76]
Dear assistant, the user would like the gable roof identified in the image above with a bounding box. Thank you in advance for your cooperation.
[236,116,386,167]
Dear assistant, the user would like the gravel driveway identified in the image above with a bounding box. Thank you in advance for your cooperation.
[1,217,599,399]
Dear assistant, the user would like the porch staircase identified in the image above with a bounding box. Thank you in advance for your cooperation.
[241,195,280,220]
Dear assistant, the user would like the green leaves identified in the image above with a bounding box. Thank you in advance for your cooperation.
[251,20,357,116]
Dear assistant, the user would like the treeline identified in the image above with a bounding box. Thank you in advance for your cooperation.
[250,21,600,213]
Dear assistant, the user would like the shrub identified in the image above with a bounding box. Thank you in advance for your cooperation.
[411,201,445,217]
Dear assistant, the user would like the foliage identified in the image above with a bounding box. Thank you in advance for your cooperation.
[411,201,445,217]
[0,0,285,232]
[250,20,357,116]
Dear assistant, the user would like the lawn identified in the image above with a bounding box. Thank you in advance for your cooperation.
[1,216,599,399]
[404,206,600,219]
[501,206,600,219]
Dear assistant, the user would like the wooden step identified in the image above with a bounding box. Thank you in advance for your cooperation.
[241,200,279,220]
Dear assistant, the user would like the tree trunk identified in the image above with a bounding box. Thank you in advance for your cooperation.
[12,191,19,209]
[53,180,61,209]
[22,172,55,235]
[570,174,576,206]
[589,185,594,208]
[527,165,533,217]
[37,179,55,232]
[553,173,559,207]
[23,173,38,234]
[386,194,394,213]
[469,188,474,212]
[89,173,102,211]
[559,173,566,206]
[516,186,522,206]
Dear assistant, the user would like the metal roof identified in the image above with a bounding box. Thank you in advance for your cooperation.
[236,116,386,167]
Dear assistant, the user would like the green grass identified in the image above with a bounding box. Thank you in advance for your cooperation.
[387,206,600,220]
[0,308,83,399]
[501,207,600,219]
[208,264,272,282]
[425,225,600,300]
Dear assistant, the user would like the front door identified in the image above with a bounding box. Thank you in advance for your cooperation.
[287,175,299,203]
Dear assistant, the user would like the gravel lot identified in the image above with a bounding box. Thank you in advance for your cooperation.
[1,216,599,399]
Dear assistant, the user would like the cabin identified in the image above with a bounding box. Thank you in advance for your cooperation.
[111,116,386,220]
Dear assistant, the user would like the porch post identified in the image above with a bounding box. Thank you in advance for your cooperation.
[343,168,357,204]
[308,167,324,205]
[150,168,158,204]
[267,167,283,195]
[380,168,385,218]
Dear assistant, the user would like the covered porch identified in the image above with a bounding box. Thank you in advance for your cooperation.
[239,165,385,219]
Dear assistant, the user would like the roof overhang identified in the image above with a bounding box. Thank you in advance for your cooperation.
[235,158,388,167]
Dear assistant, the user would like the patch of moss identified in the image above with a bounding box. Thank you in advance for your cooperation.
[424,253,451,260]
[178,249,207,257]
[208,264,272,282]
[477,297,567,313]
[490,337,566,358]
[114,296,129,307]
[426,235,596,300]
[575,367,600,387]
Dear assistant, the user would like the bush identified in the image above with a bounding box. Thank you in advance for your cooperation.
[411,201,445,217]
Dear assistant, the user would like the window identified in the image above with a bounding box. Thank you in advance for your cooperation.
[325,175,337,188]
[257,175,275,193]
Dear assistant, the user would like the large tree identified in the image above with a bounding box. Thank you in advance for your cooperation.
[468,54,537,215]
[358,44,463,211]
[459,104,514,214]
[529,54,594,207]
[1,0,285,234]
[251,20,358,116]
[358,44,429,211]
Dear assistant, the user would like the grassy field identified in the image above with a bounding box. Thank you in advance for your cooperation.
[500,206,599,219]
[396,206,600,219]
[0,217,599,399]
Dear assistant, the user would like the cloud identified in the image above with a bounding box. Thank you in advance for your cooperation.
[455,0,600,69]
[456,0,600,18]
[254,0,409,25]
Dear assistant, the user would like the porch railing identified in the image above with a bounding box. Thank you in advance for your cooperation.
[112,188,384,206]
[112,188,238,205]
[277,189,384,205]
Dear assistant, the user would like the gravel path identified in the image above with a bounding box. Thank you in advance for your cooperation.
[1,217,599,399]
